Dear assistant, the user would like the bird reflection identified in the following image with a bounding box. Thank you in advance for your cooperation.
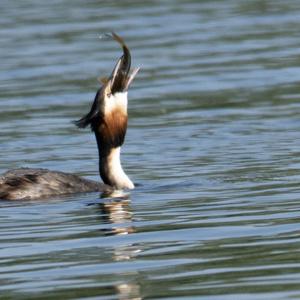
[92,190,142,300]
[116,283,141,300]
[98,190,136,236]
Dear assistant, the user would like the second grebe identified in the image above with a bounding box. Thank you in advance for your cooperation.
[0,33,139,200]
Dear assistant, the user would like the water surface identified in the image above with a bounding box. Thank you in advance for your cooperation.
[1,0,300,299]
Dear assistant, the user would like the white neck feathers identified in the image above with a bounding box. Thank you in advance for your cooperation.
[101,147,134,190]
[96,91,134,190]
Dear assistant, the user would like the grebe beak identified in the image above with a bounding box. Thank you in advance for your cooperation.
[108,32,140,94]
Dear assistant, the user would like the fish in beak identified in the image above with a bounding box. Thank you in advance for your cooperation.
[107,32,140,94]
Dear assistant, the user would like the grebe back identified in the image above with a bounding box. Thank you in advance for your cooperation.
[0,33,139,200]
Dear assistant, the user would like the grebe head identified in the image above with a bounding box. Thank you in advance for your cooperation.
[75,32,139,190]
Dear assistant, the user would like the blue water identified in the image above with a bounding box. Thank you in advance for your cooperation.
[1,0,300,299]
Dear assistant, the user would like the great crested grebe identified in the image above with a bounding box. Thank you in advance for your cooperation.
[0,33,139,200]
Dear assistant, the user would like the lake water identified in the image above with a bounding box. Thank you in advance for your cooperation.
[1,0,300,299]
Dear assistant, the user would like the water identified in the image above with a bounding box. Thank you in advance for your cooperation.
[1,0,300,299]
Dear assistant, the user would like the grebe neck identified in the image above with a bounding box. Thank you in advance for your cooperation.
[99,147,134,190]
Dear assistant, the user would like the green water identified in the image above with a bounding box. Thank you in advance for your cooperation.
[1,0,300,299]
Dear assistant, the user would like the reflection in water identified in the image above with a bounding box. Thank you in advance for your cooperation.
[116,283,141,300]
[96,191,142,300]
[99,190,136,236]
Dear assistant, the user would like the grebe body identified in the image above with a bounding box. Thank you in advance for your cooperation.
[0,168,108,200]
[0,33,139,200]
